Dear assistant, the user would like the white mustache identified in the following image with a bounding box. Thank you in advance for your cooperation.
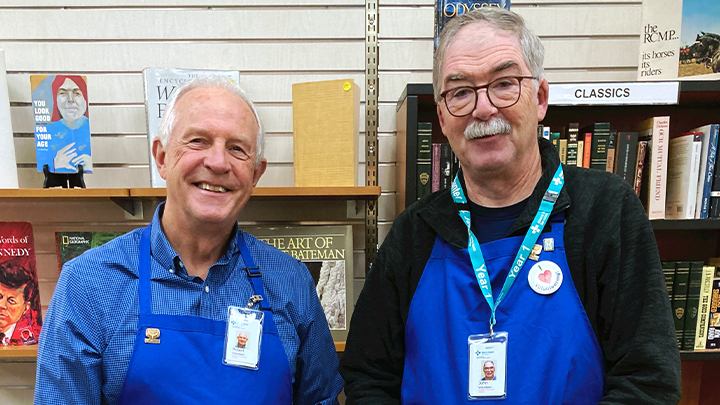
[464,118,512,139]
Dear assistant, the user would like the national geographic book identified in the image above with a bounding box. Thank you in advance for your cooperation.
[434,1,510,49]
[246,225,353,341]
[55,231,124,273]
[0,222,42,346]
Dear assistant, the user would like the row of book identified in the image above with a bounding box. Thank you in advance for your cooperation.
[665,260,720,351]
[542,118,720,220]
[416,122,460,200]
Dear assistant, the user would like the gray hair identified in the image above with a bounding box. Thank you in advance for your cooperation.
[433,7,545,103]
[157,75,265,165]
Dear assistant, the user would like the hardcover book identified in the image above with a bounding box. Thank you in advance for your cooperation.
[704,276,720,350]
[683,261,705,349]
[565,123,579,166]
[672,261,691,347]
[634,140,649,197]
[580,123,610,171]
[639,117,670,219]
[693,124,719,219]
[678,0,720,80]
[605,131,616,173]
[694,265,718,350]
[55,231,125,273]
[247,225,353,341]
[417,122,433,200]
[0,222,42,346]
[434,1,510,49]
[614,132,639,186]
[143,68,241,187]
[30,75,92,174]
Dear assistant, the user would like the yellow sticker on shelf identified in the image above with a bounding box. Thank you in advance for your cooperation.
[343,81,352,91]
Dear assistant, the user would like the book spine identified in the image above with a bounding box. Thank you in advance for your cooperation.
[649,117,670,220]
[583,133,592,168]
[699,125,719,219]
[431,143,441,193]
[440,143,452,190]
[705,278,720,350]
[605,131,616,173]
[686,135,703,219]
[694,266,716,350]
[663,261,677,301]
[615,132,639,186]
[576,141,584,168]
[672,261,691,348]
[590,133,609,171]
[450,150,460,182]
[558,139,568,165]
[543,126,550,141]
[634,140,648,197]
[550,132,560,150]
[683,261,705,350]
[417,123,433,200]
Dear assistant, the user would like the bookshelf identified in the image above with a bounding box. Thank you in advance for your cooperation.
[395,80,720,404]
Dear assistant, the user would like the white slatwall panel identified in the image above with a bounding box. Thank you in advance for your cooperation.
[0,2,642,402]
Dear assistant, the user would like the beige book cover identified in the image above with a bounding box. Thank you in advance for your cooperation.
[639,117,670,220]
[292,79,359,187]
[638,0,683,80]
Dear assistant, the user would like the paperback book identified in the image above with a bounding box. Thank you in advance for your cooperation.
[30,75,92,174]
[0,222,42,346]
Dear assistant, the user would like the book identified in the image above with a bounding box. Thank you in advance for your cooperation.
[634,140,649,197]
[693,124,720,219]
[440,143,452,190]
[542,126,550,141]
[683,261,705,350]
[663,261,677,301]
[614,132,639,186]
[0,222,42,346]
[55,231,125,273]
[693,265,717,351]
[30,75,92,174]
[434,1,510,49]
[450,149,460,182]
[678,0,720,80]
[582,132,592,168]
[605,131,616,173]
[417,122,433,200]
[550,132,560,151]
[581,123,611,171]
[665,132,703,219]
[565,123,579,166]
[558,139,568,165]
[704,275,720,350]
[292,79,360,187]
[637,0,682,81]
[576,140,584,168]
[672,261,691,348]
[143,68,241,187]
[638,117,670,220]
[431,144,441,193]
[709,145,720,217]
[246,225,353,341]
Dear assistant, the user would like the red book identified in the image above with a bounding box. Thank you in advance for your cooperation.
[431,143,441,193]
[634,141,649,197]
[0,222,42,346]
[582,132,592,168]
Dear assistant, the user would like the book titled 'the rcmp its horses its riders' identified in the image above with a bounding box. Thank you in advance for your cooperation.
[30,75,92,174]
[0,222,42,346]
[246,225,353,341]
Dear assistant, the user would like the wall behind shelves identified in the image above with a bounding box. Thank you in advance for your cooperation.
[0,0,642,402]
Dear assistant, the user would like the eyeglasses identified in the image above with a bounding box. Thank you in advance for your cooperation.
[440,76,537,117]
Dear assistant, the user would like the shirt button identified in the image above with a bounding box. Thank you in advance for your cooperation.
[169,268,175,274]
[205,286,210,293]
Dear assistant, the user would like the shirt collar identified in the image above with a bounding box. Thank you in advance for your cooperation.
[1,323,16,345]
[148,202,242,281]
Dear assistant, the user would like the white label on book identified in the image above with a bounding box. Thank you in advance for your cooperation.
[548,82,679,106]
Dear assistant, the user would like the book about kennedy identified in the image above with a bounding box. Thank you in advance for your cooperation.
[0,222,42,346]
[245,225,353,342]
[30,75,92,174]
[55,231,125,273]
[143,68,241,187]
[434,1,510,49]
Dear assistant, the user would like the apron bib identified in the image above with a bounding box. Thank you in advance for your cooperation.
[401,216,604,404]
[117,225,293,404]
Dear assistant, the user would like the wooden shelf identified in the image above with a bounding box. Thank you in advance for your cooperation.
[129,186,381,200]
[652,219,720,230]
[681,351,720,362]
[0,188,129,198]
[0,342,346,361]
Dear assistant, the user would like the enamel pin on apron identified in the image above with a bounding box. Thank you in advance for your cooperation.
[528,244,543,261]
[144,328,160,344]
[528,261,563,295]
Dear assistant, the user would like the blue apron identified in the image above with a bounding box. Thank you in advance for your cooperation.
[400,215,604,404]
[117,225,293,404]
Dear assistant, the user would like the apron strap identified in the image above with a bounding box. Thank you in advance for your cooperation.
[139,225,153,318]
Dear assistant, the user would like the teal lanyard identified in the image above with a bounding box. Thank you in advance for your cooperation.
[451,165,564,333]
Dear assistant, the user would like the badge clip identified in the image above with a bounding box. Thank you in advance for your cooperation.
[247,295,263,309]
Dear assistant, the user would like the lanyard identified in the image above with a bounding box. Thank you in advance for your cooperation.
[451,165,564,333]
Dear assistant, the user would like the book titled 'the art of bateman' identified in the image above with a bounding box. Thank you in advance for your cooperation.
[247,225,353,341]
[0,222,42,346]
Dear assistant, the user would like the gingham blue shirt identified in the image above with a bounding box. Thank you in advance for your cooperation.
[35,204,343,405]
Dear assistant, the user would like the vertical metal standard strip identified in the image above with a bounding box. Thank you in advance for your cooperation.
[365,0,379,276]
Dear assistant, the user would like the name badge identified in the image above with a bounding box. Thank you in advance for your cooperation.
[224,306,264,370]
[468,331,508,400]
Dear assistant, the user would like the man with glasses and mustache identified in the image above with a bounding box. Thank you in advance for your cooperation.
[341,7,680,404]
